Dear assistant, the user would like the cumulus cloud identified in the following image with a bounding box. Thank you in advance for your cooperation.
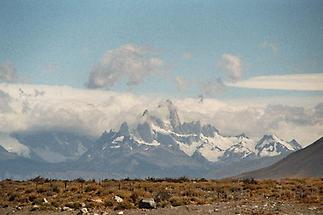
[218,53,243,82]
[0,62,17,82]
[175,76,189,92]
[260,41,278,53]
[0,83,158,135]
[178,102,323,146]
[0,83,322,146]
[226,73,323,91]
[263,104,310,126]
[87,44,164,89]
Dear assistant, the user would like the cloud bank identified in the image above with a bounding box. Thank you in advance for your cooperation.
[87,44,164,89]
[226,73,323,91]
[1,83,323,146]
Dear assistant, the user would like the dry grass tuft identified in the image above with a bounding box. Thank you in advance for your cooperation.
[0,177,321,211]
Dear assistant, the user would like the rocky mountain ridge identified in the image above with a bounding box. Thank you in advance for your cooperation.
[0,100,302,179]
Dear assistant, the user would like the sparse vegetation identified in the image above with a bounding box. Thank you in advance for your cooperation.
[0,177,322,212]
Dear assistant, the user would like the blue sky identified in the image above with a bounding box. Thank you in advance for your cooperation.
[1,0,323,98]
[1,0,323,144]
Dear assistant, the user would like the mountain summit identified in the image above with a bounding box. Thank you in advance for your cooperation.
[86,101,301,163]
[255,134,302,157]
[0,100,302,179]
[238,137,323,179]
[77,100,302,178]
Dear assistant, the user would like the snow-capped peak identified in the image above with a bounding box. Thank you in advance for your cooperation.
[255,134,301,157]
[236,133,249,139]
[118,122,130,137]
[289,139,302,150]
[165,100,182,133]
[0,133,31,158]
[94,101,301,164]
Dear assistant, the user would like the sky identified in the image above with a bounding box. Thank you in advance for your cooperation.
[0,0,323,146]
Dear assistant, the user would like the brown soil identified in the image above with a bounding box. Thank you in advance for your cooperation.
[0,177,322,214]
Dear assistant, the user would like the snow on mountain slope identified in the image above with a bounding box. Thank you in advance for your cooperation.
[196,142,223,162]
[222,143,254,161]
[2,98,301,166]
[289,139,303,150]
[79,122,210,179]
[0,145,19,161]
[255,134,302,157]
[12,131,94,163]
[131,102,259,162]
[180,133,256,162]
[0,133,31,158]
[239,137,323,179]
[85,100,298,164]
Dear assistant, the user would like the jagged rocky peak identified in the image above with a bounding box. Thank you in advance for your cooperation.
[264,133,275,138]
[181,121,218,137]
[255,133,302,157]
[262,133,280,140]
[201,124,218,137]
[118,122,130,137]
[140,108,166,129]
[289,139,302,150]
[256,134,282,148]
[236,133,248,139]
[99,129,116,141]
[165,99,182,133]
[102,130,108,135]
[182,121,201,135]
[140,100,221,136]
[136,122,154,143]
[0,145,9,153]
[222,143,255,161]
[142,109,149,117]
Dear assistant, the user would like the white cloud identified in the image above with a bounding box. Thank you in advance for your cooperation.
[175,76,189,92]
[0,83,322,147]
[177,102,323,146]
[87,43,164,89]
[0,90,12,112]
[218,53,243,82]
[0,62,17,82]
[260,41,278,53]
[226,73,323,91]
[0,83,158,135]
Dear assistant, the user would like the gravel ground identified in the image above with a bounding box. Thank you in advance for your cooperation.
[1,200,322,215]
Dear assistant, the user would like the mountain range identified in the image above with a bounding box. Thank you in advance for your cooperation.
[238,137,323,179]
[0,100,303,179]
